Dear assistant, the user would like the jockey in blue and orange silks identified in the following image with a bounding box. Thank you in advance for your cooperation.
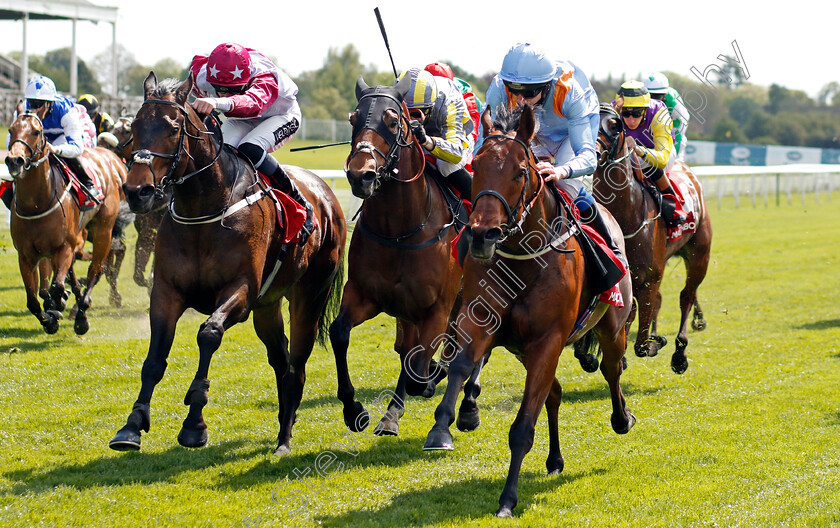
[481,42,623,262]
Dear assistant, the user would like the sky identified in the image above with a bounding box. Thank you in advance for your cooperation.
[0,0,832,99]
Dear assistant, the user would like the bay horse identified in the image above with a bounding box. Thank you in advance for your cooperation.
[99,113,167,291]
[330,75,477,436]
[422,104,635,517]
[593,105,712,374]
[4,102,126,334]
[109,73,346,455]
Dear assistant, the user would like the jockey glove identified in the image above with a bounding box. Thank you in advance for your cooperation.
[409,120,427,144]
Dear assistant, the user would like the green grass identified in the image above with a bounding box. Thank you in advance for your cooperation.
[1,194,839,527]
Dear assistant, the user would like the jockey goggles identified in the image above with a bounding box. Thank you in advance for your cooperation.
[504,80,548,99]
[27,99,48,109]
[621,107,645,118]
[211,83,248,96]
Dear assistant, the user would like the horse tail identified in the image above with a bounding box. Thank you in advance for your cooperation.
[112,200,136,241]
[316,252,345,348]
[573,329,601,373]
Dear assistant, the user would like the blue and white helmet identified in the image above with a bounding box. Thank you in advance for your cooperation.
[25,75,57,101]
[498,43,557,85]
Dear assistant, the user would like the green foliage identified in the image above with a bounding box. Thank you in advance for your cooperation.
[27,47,101,94]
[0,193,839,527]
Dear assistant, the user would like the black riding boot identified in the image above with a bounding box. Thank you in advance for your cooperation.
[239,143,314,245]
[584,205,626,267]
[63,156,102,207]
[645,166,686,227]
[447,168,473,202]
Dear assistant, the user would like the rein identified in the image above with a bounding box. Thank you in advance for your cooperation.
[129,99,222,199]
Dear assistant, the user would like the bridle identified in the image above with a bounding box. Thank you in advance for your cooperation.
[128,99,221,199]
[473,134,545,241]
[8,113,49,171]
[344,91,422,191]
[114,116,134,155]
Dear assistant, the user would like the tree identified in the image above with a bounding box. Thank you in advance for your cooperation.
[25,48,100,94]
[91,44,140,96]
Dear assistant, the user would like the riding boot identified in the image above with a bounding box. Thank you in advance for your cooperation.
[64,156,103,207]
[446,168,473,202]
[270,165,314,246]
[584,205,626,268]
[648,168,686,227]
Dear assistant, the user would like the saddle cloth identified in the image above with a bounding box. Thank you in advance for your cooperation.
[256,172,309,244]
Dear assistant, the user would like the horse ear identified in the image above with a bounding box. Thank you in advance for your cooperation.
[517,104,536,142]
[143,71,157,99]
[355,76,369,101]
[175,75,193,105]
[395,74,411,99]
[480,107,493,138]
[16,99,24,115]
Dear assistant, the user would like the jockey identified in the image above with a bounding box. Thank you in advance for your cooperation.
[613,80,686,227]
[188,42,312,242]
[398,67,474,201]
[643,72,690,160]
[483,42,623,263]
[424,62,483,147]
[3,75,103,209]
[77,94,116,135]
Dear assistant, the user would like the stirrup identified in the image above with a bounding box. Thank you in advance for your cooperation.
[297,202,314,246]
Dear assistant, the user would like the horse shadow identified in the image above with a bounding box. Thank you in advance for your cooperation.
[2,439,263,495]
[312,468,606,527]
[796,318,840,331]
[292,386,413,412]
[0,330,62,353]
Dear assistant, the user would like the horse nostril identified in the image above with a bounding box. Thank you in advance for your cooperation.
[138,185,156,200]
[483,227,503,245]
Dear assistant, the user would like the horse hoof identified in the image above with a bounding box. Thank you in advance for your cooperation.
[373,417,399,436]
[612,409,636,435]
[109,426,142,451]
[177,427,208,448]
[671,353,689,375]
[577,353,599,373]
[546,454,564,475]
[74,313,90,335]
[344,403,370,433]
[274,444,292,456]
[43,311,61,334]
[456,408,480,432]
[692,318,707,331]
[110,293,122,308]
[496,507,514,519]
[423,427,454,451]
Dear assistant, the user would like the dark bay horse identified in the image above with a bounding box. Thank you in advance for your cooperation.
[4,102,126,334]
[109,73,346,455]
[99,113,166,291]
[423,105,635,517]
[593,105,712,373]
[330,76,474,436]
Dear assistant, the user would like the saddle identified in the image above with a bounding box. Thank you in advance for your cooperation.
[50,154,103,211]
[640,173,697,242]
[255,172,310,244]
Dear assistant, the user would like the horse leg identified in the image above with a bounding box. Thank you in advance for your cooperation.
[545,377,564,475]
[595,305,636,435]
[133,216,155,288]
[37,260,54,311]
[18,256,61,334]
[497,342,563,518]
[457,352,491,432]
[109,282,186,450]
[329,283,380,432]
[274,281,331,455]
[179,282,252,448]
[106,236,126,308]
[373,320,415,436]
[253,302,290,452]
[74,221,116,335]
[692,299,707,331]
[634,281,665,357]
[672,241,711,375]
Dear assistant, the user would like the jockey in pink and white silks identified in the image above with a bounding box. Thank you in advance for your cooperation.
[481,43,623,263]
[189,42,312,242]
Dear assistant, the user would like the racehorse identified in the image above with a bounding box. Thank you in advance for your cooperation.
[422,104,635,517]
[99,113,167,291]
[109,73,346,455]
[4,101,126,334]
[330,75,475,436]
[593,105,712,373]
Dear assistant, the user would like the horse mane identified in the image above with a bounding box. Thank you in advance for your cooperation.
[148,78,182,98]
[491,104,542,135]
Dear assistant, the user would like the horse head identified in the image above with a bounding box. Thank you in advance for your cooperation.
[5,101,48,180]
[123,72,212,213]
[468,104,541,261]
[344,75,413,198]
[99,114,135,161]
[596,103,625,166]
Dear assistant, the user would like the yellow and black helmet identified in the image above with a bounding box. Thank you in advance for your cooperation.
[77,94,100,113]
[616,81,650,108]
[397,68,438,112]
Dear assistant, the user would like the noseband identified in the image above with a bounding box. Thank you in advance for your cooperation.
[129,99,221,198]
[344,91,418,189]
[8,113,49,171]
[473,134,544,241]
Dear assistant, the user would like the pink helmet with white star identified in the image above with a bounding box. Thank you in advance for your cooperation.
[207,42,251,87]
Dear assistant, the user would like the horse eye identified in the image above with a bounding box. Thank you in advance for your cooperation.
[518,168,527,179]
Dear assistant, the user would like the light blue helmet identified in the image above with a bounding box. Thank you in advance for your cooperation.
[498,43,557,85]
[25,75,57,101]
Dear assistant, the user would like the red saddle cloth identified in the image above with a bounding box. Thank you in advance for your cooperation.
[51,155,104,209]
[665,172,697,243]
[256,173,310,244]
